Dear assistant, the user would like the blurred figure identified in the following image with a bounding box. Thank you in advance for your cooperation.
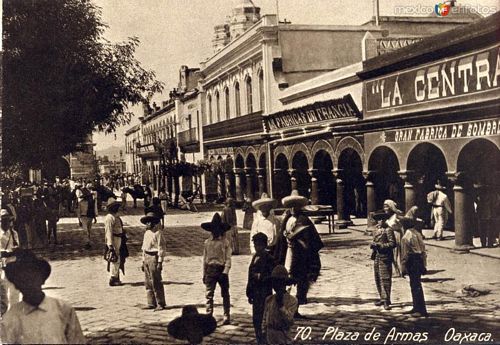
[221,198,238,255]
[427,181,452,241]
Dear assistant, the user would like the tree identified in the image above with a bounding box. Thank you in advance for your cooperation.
[2,0,163,170]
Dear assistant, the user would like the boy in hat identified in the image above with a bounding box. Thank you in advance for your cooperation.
[250,193,280,255]
[427,180,452,241]
[261,265,298,345]
[145,197,165,227]
[247,232,275,344]
[167,305,217,345]
[201,213,232,325]
[1,209,20,314]
[1,250,86,344]
[140,212,166,310]
[400,217,428,318]
[221,198,239,254]
[104,198,125,286]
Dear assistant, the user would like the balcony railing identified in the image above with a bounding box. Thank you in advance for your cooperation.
[203,111,264,141]
[178,127,198,146]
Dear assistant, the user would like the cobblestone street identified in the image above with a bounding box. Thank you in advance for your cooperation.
[35,202,500,344]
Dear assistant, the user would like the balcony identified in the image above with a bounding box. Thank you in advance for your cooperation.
[203,111,264,142]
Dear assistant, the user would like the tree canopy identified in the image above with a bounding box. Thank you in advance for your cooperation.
[2,0,163,169]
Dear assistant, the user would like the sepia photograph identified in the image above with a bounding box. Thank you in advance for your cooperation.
[0,0,499,344]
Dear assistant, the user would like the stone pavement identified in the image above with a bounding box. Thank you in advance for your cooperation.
[30,202,500,344]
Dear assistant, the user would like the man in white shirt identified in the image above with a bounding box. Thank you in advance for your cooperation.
[1,250,86,344]
[1,209,21,315]
[427,181,452,241]
[250,193,280,255]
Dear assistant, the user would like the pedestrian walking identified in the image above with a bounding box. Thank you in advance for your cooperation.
[221,198,239,255]
[144,182,152,208]
[247,233,275,344]
[201,213,232,325]
[159,190,169,215]
[400,216,429,318]
[383,199,404,277]
[242,195,255,230]
[261,265,298,345]
[427,181,452,241]
[167,305,217,345]
[104,198,126,286]
[370,211,396,310]
[77,183,98,249]
[1,249,86,344]
[250,193,280,255]
[140,212,166,311]
[45,191,60,245]
[275,190,323,315]
[0,209,21,315]
[120,188,127,211]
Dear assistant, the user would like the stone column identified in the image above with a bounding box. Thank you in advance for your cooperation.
[399,170,415,213]
[448,172,474,252]
[245,168,254,202]
[308,169,319,205]
[234,168,244,203]
[224,171,233,198]
[363,171,377,235]
[333,169,352,229]
[257,168,266,198]
[288,169,297,191]
[217,173,224,200]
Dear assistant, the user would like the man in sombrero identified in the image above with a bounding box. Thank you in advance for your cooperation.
[104,197,127,286]
[250,193,281,255]
[201,213,232,325]
[275,190,324,314]
[427,180,452,241]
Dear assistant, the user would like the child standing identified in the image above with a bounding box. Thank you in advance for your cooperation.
[140,212,166,311]
[201,213,232,325]
[247,233,275,344]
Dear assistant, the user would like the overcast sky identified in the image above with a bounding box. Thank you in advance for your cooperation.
[92,0,498,151]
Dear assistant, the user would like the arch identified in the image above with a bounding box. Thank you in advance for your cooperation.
[245,146,257,161]
[457,139,500,185]
[291,151,310,198]
[42,156,71,181]
[224,86,230,120]
[215,91,221,122]
[234,147,245,159]
[338,148,366,217]
[274,153,291,203]
[289,142,312,167]
[245,75,253,114]
[273,145,290,165]
[335,136,364,167]
[312,150,335,206]
[258,152,266,169]
[245,152,257,169]
[368,146,403,210]
[258,69,264,111]
[311,140,335,167]
[235,154,245,169]
[234,81,241,117]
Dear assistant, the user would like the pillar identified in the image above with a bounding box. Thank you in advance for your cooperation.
[234,168,244,203]
[288,169,297,191]
[399,170,415,213]
[257,168,266,198]
[363,171,377,234]
[333,169,352,229]
[224,172,233,198]
[245,168,254,202]
[217,173,224,200]
[448,172,474,253]
[309,169,319,205]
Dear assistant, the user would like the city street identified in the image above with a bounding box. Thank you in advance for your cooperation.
[35,202,500,344]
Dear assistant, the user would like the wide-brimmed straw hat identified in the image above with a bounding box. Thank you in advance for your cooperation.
[201,213,231,233]
[106,197,121,210]
[282,190,308,209]
[141,212,161,225]
[252,193,277,211]
[167,305,217,344]
[5,250,52,288]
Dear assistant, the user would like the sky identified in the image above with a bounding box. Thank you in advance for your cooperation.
[91,0,499,151]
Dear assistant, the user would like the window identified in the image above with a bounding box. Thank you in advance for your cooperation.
[215,91,221,122]
[246,76,253,114]
[207,95,212,124]
[224,87,230,120]
[259,70,264,111]
[235,82,241,117]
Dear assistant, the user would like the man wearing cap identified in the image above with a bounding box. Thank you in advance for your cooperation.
[261,265,298,344]
[275,190,324,310]
[247,232,275,344]
[1,250,86,343]
[140,212,166,310]
[250,193,281,255]
[104,198,125,286]
[427,181,452,241]
[77,183,99,248]
[0,209,21,315]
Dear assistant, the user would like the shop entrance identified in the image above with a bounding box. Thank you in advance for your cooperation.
[368,146,403,210]
[292,151,311,199]
[313,150,335,207]
[258,153,267,198]
[274,153,291,204]
[338,148,366,217]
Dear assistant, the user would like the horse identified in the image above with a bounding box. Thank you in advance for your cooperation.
[95,184,117,210]
[122,184,145,208]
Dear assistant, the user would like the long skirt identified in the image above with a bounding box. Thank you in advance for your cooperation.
[374,254,393,304]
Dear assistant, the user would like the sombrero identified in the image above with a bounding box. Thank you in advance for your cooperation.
[141,212,161,225]
[371,211,388,222]
[252,193,277,211]
[201,213,231,233]
[282,190,308,209]
[4,250,52,288]
[106,197,121,210]
[167,305,217,344]
[398,216,417,230]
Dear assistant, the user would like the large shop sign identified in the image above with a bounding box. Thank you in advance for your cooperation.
[208,147,234,157]
[365,44,500,118]
[383,118,500,143]
[264,95,361,131]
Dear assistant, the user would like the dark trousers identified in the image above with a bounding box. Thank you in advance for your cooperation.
[374,254,392,304]
[47,220,57,243]
[144,255,165,307]
[408,255,427,314]
[252,293,269,344]
[204,265,230,317]
[296,279,310,305]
